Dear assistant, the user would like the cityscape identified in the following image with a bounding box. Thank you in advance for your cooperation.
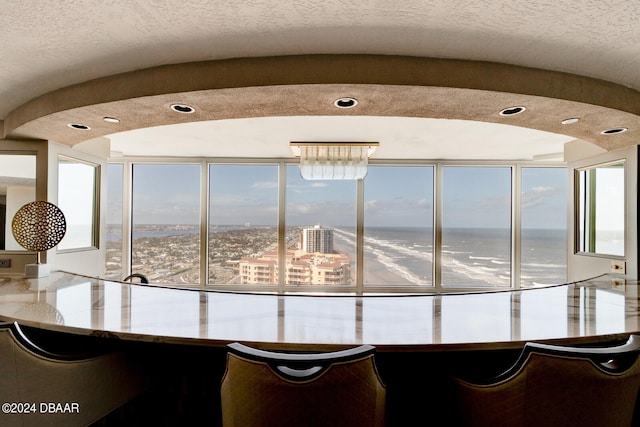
[106,224,353,285]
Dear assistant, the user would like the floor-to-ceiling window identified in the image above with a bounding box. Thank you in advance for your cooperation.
[441,166,512,288]
[520,167,567,286]
[131,164,201,284]
[209,164,279,285]
[285,165,357,287]
[107,160,567,292]
[363,166,434,287]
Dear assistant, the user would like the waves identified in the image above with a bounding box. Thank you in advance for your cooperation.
[441,251,510,286]
[334,227,566,286]
[333,228,431,285]
[363,242,428,284]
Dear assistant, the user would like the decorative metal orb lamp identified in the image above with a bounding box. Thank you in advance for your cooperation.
[12,201,66,278]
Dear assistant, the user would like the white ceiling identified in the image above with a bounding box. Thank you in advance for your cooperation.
[108,116,572,160]
[3,1,639,160]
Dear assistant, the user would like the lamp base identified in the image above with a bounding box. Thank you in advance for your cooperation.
[25,263,49,278]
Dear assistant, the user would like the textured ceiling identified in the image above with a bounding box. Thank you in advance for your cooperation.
[1,1,639,160]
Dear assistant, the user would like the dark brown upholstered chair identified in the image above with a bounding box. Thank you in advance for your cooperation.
[0,321,150,427]
[220,342,386,427]
[455,335,640,427]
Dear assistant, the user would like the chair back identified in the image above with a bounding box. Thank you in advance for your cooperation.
[0,321,150,427]
[220,342,386,427]
[455,335,640,427]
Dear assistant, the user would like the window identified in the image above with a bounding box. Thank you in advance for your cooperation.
[209,164,279,285]
[131,164,200,283]
[441,167,512,288]
[521,167,567,286]
[286,165,356,287]
[576,161,625,257]
[57,156,98,250]
[364,166,434,286]
[109,160,566,292]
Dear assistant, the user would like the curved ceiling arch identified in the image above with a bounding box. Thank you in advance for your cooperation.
[4,55,639,156]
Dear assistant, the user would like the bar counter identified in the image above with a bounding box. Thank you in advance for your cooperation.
[0,271,638,352]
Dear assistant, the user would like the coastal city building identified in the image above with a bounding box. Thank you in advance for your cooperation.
[301,225,334,254]
[239,249,351,285]
[239,250,351,285]
[239,225,351,285]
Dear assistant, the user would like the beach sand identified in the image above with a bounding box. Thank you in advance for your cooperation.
[333,240,423,286]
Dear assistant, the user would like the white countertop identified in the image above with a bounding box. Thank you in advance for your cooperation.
[0,272,637,352]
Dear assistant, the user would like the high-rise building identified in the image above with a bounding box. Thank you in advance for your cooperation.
[302,225,333,254]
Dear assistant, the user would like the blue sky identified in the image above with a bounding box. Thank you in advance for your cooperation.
[107,163,567,229]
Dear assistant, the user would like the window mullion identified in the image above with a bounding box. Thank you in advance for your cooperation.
[123,161,132,279]
[278,161,287,292]
[356,178,364,295]
[200,161,209,289]
[433,163,443,292]
[512,165,521,290]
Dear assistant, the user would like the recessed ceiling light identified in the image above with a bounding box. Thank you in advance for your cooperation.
[601,127,628,135]
[561,118,580,125]
[333,97,358,108]
[67,123,91,130]
[170,103,195,113]
[499,106,526,116]
[103,116,120,123]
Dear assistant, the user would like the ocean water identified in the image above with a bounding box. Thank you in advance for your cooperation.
[334,227,567,287]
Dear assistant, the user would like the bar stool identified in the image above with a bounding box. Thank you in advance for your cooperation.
[455,335,640,427]
[220,342,386,427]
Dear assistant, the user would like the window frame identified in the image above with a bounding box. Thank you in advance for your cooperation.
[208,162,281,287]
[129,160,204,284]
[438,164,514,290]
[574,159,626,259]
[57,155,101,253]
[106,157,567,293]
[518,165,569,288]
[363,164,436,289]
